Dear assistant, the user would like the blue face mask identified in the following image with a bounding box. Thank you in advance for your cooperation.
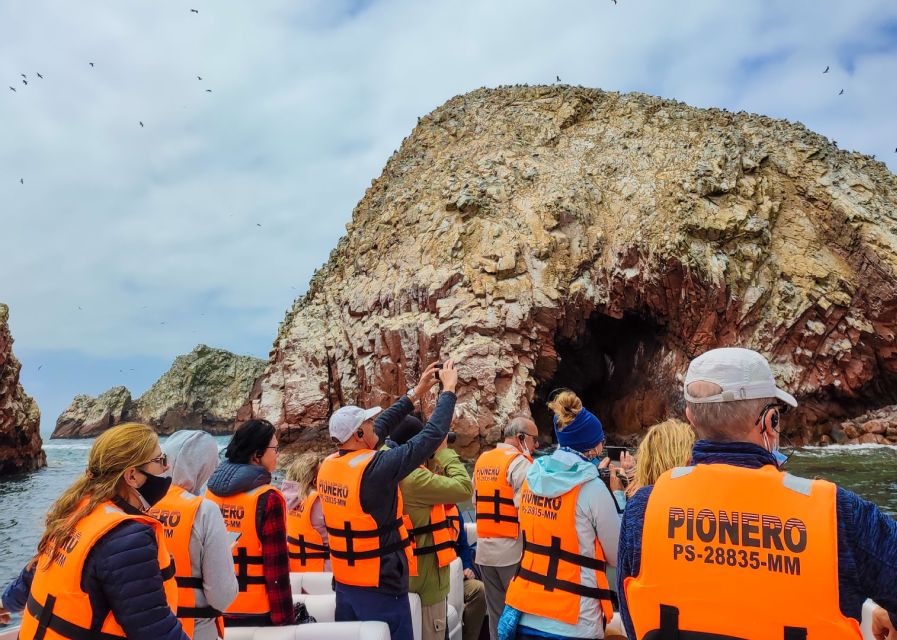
[772,449,788,467]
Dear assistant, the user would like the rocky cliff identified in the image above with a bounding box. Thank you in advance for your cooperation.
[53,345,266,438]
[0,303,45,474]
[243,85,897,456]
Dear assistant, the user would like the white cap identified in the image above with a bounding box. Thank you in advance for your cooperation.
[328,405,383,444]
[684,348,797,408]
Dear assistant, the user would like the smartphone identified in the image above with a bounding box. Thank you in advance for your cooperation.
[433,362,444,379]
[604,446,629,462]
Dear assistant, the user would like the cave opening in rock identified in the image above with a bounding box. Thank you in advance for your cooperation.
[530,312,675,446]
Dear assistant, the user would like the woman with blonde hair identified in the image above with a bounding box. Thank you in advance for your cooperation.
[1,423,187,640]
[626,419,695,497]
[282,451,330,572]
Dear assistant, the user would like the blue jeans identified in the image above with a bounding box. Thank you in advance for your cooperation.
[334,583,414,640]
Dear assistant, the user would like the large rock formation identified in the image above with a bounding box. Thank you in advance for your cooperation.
[0,303,45,474]
[243,85,897,456]
[53,345,265,438]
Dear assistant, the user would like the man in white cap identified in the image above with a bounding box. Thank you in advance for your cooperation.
[317,360,459,640]
[618,348,897,640]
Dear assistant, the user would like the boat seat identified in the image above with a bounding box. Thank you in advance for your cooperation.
[290,571,334,595]
[223,621,389,640]
[292,591,423,640]
[464,522,477,545]
[446,557,464,640]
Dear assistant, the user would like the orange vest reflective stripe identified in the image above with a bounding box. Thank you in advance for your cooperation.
[206,484,282,616]
[474,447,527,538]
[624,464,863,640]
[505,480,614,626]
[445,504,461,542]
[149,485,223,639]
[408,503,458,568]
[286,491,329,572]
[19,500,178,640]
[317,449,414,587]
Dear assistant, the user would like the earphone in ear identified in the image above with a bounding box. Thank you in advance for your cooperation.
[356,429,365,439]
[771,410,780,432]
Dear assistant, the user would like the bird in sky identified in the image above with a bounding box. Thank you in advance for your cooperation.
[611,0,617,4]
[839,89,844,95]
[36,72,43,79]
[19,178,23,184]
[823,66,830,73]
[78,306,83,310]
[197,75,202,80]
[37,365,43,371]
[139,121,144,127]
[256,223,262,227]
[191,8,198,13]
[89,62,95,67]
[205,88,212,92]
[22,79,27,85]
[556,75,561,82]
[9,86,15,92]
[20,73,26,79]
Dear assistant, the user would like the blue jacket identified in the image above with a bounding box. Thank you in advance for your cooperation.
[2,497,187,640]
[617,440,897,639]
[454,510,478,577]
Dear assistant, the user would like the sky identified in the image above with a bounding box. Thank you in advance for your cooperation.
[1,0,896,435]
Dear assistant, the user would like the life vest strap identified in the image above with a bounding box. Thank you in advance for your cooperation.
[412,539,457,557]
[523,538,607,572]
[233,548,266,592]
[287,535,330,552]
[408,518,453,537]
[328,534,412,563]
[516,567,617,605]
[176,576,205,589]
[644,604,807,640]
[160,561,176,581]
[177,605,223,619]
[476,489,518,523]
[287,533,330,563]
[325,517,404,539]
[27,593,126,640]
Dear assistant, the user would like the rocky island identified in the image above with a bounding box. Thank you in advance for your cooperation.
[241,85,897,457]
[0,303,45,474]
[54,344,265,438]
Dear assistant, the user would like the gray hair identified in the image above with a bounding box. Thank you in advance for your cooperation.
[503,416,535,439]
[686,382,770,441]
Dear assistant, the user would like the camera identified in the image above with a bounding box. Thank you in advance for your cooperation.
[434,362,444,378]
[446,432,457,444]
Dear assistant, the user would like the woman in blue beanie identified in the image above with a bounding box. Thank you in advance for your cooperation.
[499,390,622,640]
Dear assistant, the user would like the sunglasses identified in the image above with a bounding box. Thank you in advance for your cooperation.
[142,453,168,467]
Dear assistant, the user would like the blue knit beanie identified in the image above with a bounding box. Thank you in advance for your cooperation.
[553,407,605,452]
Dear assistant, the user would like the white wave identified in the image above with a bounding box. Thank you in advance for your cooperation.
[796,444,897,455]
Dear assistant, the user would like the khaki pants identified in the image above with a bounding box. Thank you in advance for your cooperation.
[462,578,487,640]
[420,599,447,640]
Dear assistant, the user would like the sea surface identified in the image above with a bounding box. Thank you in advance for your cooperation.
[1,438,896,606]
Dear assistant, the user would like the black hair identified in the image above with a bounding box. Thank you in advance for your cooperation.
[226,419,276,464]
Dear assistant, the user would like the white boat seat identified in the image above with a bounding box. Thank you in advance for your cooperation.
[464,522,477,545]
[223,621,390,640]
[292,591,424,640]
[290,571,335,595]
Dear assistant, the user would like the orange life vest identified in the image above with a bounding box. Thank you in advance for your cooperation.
[317,449,414,587]
[505,479,615,626]
[408,503,458,568]
[19,500,178,640]
[474,446,529,539]
[445,504,461,542]
[286,491,330,572]
[148,485,224,639]
[624,464,863,640]
[206,484,283,617]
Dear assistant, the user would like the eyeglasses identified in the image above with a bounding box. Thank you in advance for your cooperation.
[522,432,539,440]
[142,453,168,467]
[268,446,280,453]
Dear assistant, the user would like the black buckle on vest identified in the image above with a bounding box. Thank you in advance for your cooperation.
[408,518,453,537]
[27,593,126,640]
[643,604,807,640]
[475,489,517,524]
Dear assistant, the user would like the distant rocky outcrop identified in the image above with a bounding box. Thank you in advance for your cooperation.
[53,345,265,438]
[0,303,45,474]
[242,85,897,456]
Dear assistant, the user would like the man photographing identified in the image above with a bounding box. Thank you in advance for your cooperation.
[318,359,459,640]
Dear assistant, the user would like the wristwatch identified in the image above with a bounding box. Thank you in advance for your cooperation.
[406,387,417,402]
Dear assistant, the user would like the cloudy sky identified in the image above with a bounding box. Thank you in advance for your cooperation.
[2,0,896,434]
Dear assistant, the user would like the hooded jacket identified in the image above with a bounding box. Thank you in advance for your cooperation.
[516,448,621,640]
[162,431,239,640]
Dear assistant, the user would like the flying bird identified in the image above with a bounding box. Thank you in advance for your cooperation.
[823,66,830,73]
[197,75,202,80]
[191,8,198,13]
[139,121,144,127]
[20,73,26,79]
[556,75,561,82]
[89,62,95,67]
[205,88,212,92]
[36,73,43,79]
[37,365,43,371]
[9,86,15,92]
[839,89,844,95]
[256,223,262,227]
[611,0,617,4]
[19,178,23,184]
[22,79,27,85]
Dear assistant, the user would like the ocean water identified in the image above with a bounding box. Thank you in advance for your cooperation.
[1,439,895,603]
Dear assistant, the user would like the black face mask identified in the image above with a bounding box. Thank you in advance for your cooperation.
[136,469,172,507]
